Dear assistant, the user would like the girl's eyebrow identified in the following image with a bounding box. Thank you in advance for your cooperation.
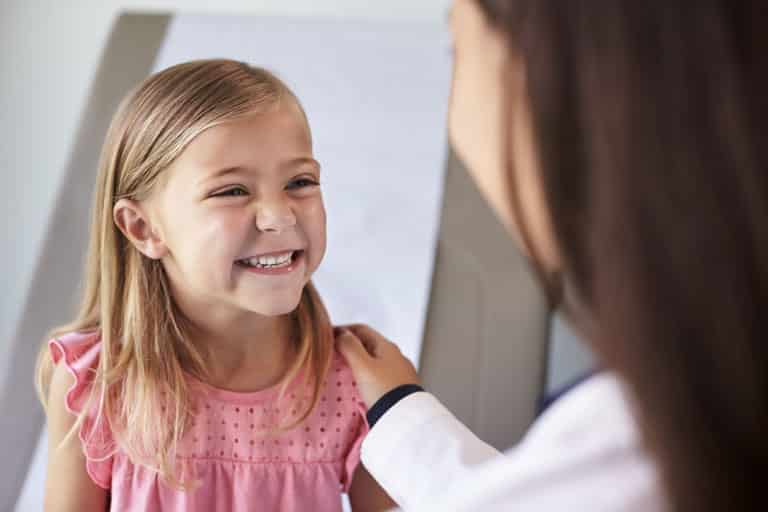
[196,166,244,187]
[283,157,321,173]
[198,158,321,186]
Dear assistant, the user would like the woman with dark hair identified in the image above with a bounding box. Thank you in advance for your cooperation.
[335,0,767,510]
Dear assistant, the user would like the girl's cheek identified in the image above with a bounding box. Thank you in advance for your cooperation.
[205,208,249,230]
[304,197,326,220]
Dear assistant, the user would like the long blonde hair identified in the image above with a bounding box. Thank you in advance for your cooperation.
[35,59,334,486]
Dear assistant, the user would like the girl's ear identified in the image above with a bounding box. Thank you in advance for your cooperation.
[113,198,168,259]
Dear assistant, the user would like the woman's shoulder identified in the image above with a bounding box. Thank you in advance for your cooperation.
[524,373,637,448]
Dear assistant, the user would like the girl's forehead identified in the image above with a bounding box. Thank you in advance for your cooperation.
[181,107,312,168]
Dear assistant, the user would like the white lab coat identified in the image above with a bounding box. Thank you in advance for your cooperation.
[360,373,666,511]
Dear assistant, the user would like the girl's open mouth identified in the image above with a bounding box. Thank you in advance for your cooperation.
[235,250,304,274]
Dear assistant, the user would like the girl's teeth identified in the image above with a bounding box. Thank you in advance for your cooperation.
[242,251,295,268]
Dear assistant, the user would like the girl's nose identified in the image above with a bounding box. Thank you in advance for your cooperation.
[254,199,296,233]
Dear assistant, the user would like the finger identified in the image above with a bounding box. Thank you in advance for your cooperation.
[346,324,388,348]
[347,324,402,356]
[334,328,374,364]
[341,324,380,356]
[335,325,373,354]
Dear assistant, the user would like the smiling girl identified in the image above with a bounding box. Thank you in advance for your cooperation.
[36,59,393,512]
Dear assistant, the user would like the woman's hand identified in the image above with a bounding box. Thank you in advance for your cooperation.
[334,324,421,408]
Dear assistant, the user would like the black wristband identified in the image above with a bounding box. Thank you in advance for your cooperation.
[366,384,425,428]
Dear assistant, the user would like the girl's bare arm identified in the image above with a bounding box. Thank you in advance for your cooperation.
[44,362,108,511]
[348,464,398,512]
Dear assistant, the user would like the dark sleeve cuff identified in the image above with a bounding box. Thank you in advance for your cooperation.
[366,384,425,428]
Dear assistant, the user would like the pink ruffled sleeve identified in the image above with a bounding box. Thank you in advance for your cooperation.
[49,331,114,490]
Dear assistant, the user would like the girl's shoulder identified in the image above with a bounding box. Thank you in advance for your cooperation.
[50,329,102,363]
[314,348,368,432]
[328,347,363,403]
[46,329,114,489]
[49,330,102,407]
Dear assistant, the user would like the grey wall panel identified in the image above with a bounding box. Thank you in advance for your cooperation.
[419,151,551,450]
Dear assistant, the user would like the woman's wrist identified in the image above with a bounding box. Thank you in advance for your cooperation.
[365,383,426,428]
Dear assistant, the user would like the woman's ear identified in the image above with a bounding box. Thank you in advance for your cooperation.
[113,198,168,259]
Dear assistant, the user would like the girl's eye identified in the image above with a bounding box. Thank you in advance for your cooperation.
[286,178,320,190]
[213,187,248,197]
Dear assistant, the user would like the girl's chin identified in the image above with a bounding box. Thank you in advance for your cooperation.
[242,294,303,317]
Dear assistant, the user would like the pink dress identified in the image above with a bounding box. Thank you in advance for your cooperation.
[50,331,369,511]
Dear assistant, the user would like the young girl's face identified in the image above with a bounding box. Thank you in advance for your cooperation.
[142,101,326,320]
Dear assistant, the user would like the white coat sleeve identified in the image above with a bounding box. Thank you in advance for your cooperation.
[360,391,501,510]
[360,375,664,512]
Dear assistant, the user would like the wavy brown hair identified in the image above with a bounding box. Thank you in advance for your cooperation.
[35,59,334,487]
[478,1,767,510]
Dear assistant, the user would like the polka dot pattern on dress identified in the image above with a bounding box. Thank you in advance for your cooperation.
[174,351,368,466]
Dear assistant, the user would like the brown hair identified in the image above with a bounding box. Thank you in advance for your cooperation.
[478,1,767,510]
[36,59,333,487]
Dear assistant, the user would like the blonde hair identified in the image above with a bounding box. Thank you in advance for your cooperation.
[35,59,333,487]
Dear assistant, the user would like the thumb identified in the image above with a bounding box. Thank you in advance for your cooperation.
[334,328,371,366]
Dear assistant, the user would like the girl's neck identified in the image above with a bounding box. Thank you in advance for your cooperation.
[186,312,298,393]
